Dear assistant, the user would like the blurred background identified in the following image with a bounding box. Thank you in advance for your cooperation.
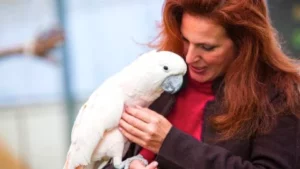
[0,0,299,169]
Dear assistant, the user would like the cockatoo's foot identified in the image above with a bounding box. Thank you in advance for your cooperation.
[114,155,148,169]
[113,164,123,169]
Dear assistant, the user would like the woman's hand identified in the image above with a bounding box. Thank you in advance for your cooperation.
[119,105,172,153]
[129,160,158,169]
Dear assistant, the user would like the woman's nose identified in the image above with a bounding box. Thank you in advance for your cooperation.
[185,44,201,64]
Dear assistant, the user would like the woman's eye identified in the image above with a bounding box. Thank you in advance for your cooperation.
[201,45,215,51]
[182,37,189,43]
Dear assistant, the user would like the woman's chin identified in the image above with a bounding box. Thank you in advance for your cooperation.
[189,70,212,83]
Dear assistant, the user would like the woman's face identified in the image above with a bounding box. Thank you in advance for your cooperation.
[180,13,236,83]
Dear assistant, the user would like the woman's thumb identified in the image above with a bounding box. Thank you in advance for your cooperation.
[146,161,158,169]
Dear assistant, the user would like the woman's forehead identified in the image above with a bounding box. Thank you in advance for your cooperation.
[180,13,228,43]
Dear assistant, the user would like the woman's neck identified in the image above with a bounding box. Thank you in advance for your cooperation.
[187,72,213,94]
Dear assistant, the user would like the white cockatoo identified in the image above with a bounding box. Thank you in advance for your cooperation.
[63,50,187,169]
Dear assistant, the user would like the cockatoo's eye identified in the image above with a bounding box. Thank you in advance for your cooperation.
[163,66,169,71]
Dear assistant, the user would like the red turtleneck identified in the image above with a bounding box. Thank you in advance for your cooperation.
[139,74,215,162]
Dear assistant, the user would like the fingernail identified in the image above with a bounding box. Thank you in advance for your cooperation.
[127,105,134,110]
[136,105,143,109]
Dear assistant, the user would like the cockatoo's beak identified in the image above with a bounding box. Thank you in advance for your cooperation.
[162,75,184,94]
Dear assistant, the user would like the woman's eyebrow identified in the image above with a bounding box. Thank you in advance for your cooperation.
[181,35,215,46]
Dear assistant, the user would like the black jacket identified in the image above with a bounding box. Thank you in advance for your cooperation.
[104,77,300,169]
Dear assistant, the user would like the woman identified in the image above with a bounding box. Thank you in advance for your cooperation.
[109,0,300,169]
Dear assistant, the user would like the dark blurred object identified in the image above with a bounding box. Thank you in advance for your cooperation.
[0,26,65,64]
[268,0,300,58]
[0,140,30,169]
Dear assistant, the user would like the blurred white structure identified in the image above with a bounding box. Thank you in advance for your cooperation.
[0,0,164,169]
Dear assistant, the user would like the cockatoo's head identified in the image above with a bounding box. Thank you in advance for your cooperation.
[132,50,187,94]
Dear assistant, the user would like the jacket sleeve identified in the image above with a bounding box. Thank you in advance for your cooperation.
[156,114,300,169]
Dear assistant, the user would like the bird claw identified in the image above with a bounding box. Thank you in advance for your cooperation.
[114,155,148,169]
[113,163,124,169]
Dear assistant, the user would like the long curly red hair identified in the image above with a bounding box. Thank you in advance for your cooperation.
[150,0,300,140]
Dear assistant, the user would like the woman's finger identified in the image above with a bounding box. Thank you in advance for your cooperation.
[119,119,146,138]
[119,127,147,147]
[125,106,151,123]
[122,110,148,132]
[146,161,158,169]
[136,106,160,117]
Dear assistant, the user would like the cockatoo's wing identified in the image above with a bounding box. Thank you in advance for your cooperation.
[64,83,125,169]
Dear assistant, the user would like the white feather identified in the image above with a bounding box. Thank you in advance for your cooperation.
[63,50,187,169]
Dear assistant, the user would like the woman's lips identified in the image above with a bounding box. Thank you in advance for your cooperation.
[190,66,207,74]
